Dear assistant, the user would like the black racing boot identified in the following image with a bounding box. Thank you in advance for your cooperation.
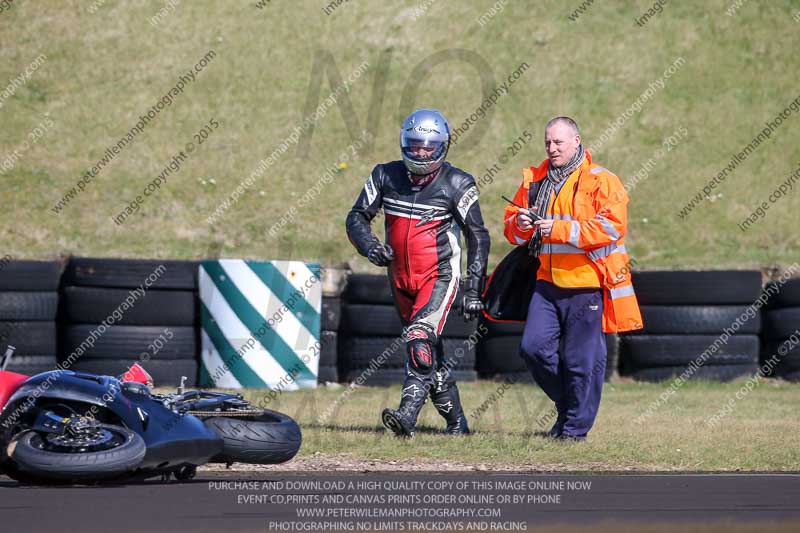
[383,326,438,437]
[430,367,470,435]
[382,373,430,438]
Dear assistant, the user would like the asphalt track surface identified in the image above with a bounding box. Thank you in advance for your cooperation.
[2,471,800,532]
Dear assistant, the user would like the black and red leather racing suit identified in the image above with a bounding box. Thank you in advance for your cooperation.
[346,160,490,433]
[346,160,490,338]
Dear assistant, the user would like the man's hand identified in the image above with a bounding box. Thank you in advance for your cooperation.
[367,242,394,267]
[459,275,485,321]
[461,291,483,321]
[533,218,554,238]
[516,210,534,231]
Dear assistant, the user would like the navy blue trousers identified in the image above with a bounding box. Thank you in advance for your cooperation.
[519,280,606,438]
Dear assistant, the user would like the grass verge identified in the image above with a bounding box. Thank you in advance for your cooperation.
[220,378,800,472]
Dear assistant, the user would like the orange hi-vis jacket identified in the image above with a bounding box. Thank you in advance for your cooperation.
[503,151,643,333]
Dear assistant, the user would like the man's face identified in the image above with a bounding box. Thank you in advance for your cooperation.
[408,140,436,159]
[544,123,580,168]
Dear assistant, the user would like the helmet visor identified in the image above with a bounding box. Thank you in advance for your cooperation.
[401,136,446,165]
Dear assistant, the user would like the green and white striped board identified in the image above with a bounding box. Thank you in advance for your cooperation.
[199,259,321,389]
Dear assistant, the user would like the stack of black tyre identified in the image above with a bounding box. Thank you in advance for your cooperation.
[762,277,800,381]
[620,270,762,381]
[319,293,341,384]
[60,258,200,386]
[338,273,478,385]
[0,260,62,375]
[476,319,620,383]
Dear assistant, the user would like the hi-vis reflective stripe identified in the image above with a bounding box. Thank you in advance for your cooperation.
[550,214,576,221]
[588,243,627,261]
[545,243,585,255]
[610,285,636,299]
[568,221,581,246]
[595,215,620,241]
[199,260,321,389]
[590,166,619,178]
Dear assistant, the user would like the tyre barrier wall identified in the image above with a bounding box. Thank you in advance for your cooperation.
[1,260,799,385]
[762,278,800,381]
[340,270,796,384]
[620,271,764,382]
[0,260,61,376]
[320,297,340,383]
[61,258,201,386]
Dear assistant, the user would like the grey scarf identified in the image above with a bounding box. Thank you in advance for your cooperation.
[529,144,585,257]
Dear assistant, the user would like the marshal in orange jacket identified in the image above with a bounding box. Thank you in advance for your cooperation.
[503,151,643,333]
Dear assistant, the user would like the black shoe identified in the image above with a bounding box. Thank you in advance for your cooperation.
[382,408,415,438]
[556,433,586,443]
[547,410,566,438]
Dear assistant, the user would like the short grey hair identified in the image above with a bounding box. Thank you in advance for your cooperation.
[545,116,580,136]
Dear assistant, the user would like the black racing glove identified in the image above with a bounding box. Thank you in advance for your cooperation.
[367,242,394,267]
[459,275,485,321]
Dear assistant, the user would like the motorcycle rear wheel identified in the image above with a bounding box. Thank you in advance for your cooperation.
[203,410,301,465]
[8,424,146,481]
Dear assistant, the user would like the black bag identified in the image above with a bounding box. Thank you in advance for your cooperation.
[482,180,543,322]
[482,246,539,322]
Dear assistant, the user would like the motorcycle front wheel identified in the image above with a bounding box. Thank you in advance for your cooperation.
[8,424,146,481]
[203,410,301,465]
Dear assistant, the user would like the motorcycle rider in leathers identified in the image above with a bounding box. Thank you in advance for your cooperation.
[346,109,490,437]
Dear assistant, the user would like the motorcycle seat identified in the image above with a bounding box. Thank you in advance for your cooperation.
[0,371,29,412]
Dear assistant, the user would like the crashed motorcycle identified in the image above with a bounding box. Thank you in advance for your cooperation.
[0,347,301,484]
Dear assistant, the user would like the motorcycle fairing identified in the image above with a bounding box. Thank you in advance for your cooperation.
[0,371,29,413]
[1,370,222,469]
